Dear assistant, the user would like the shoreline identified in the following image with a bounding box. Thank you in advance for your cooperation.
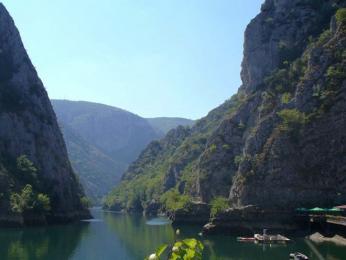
[0,209,92,228]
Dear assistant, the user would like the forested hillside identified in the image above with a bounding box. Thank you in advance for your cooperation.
[52,100,193,202]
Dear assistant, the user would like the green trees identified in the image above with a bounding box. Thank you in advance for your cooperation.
[10,185,51,214]
[36,193,51,212]
[10,185,34,213]
[234,155,243,166]
[160,190,192,211]
[80,196,91,208]
[281,92,292,104]
[277,109,307,130]
[210,197,229,218]
[10,156,51,215]
[146,238,204,260]
[336,8,346,24]
[16,155,38,186]
[1,155,50,215]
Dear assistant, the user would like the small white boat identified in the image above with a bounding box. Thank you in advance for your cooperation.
[289,252,309,260]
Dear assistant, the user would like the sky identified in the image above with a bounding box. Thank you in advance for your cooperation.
[2,0,263,119]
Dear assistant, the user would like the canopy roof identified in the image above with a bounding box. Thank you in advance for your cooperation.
[296,207,342,212]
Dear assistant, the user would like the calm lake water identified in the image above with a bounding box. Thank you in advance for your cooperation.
[0,208,345,260]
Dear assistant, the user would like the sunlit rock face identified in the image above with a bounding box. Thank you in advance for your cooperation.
[105,0,346,215]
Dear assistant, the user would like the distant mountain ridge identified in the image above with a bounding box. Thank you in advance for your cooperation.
[51,99,194,202]
[146,117,195,135]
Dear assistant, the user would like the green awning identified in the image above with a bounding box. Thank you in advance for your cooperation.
[309,207,325,212]
[296,208,308,211]
[327,207,342,212]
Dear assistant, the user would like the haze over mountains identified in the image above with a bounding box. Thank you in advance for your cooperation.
[51,100,194,202]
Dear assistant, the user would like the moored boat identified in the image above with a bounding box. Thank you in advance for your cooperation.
[237,237,256,242]
[289,252,309,260]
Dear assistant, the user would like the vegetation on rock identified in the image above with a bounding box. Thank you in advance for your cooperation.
[105,1,346,217]
[210,197,229,218]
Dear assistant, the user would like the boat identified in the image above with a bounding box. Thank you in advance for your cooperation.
[237,237,256,242]
[289,252,309,260]
[237,229,291,243]
[237,234,290,243]
[254,233,291,242]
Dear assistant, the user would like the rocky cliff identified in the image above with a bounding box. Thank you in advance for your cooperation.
[0,4,89,226]
[105,0,346,226]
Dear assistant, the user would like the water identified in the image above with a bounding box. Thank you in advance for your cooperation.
[0,208,345,260]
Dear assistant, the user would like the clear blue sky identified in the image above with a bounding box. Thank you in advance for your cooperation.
[2,0,262,119]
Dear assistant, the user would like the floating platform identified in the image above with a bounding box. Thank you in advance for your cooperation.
[254,233,291,242]
[237,237,256,242]
[237,234,291,243]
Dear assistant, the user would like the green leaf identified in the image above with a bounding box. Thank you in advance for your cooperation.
[155,244,168,257]
[182,239,197,249]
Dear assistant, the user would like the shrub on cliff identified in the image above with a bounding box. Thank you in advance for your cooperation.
[16,155,38,185]
[210,197,229,218]
[277,109,307,130]
[35,193,51,212]
[10,184,51,214]
[160,189,192,211]
[10,185,34,213]
[336,8,346,24]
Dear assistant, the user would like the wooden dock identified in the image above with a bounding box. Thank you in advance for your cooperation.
[325,215,346,227]
[309,214,346,227]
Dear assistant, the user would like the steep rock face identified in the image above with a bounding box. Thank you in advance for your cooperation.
[198,0,346,208]
[105,0,346,218]
[230,13,346,208]
[0,4,89,225]
[104,97,242,211]
[241,0,336,93]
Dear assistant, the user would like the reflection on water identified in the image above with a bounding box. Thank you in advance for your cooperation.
[0,208,345,260]
[0,222,89,260]
[146,217,172,226]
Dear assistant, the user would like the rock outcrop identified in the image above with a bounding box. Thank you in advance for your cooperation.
[104,0,346,230]
[0,4,89,226]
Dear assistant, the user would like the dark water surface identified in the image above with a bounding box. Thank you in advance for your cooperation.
[0,208,345,260]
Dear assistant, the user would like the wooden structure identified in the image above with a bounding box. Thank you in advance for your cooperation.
[254,233,291,242]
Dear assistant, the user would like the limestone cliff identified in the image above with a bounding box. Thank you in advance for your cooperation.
[0,4,89,226]
[105,0,346,220]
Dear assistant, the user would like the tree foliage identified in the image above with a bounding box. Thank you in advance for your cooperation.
[210,197,229,218]
[10,184,34,213]
[336,8,346,24]
[145,238,204,260]
[277,109,307,130]
[160,189,192,211]
[10,184,51,214]
[35,193,51,212]
[16,155,38,185]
